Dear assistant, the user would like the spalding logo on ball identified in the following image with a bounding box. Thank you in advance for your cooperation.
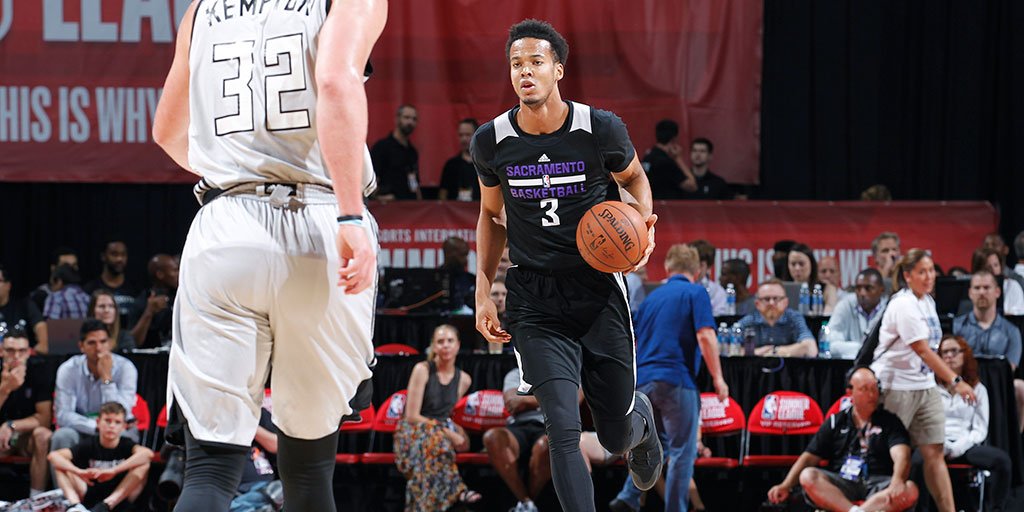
[576,201,648,273]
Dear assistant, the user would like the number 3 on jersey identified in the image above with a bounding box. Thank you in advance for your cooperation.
[540,198,560,226]
[213,34,310,136]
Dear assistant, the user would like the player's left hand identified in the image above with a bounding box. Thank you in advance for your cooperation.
[475,298,511,344]
[337,224,377,295]
[627,213,658,274]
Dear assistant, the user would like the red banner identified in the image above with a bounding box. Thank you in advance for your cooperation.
[0,1,762,185]
[369,201,998,286]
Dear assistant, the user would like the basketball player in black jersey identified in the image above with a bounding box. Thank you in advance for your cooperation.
[472,19,662,512]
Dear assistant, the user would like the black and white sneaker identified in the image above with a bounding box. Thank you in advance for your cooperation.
[627,391,663,491]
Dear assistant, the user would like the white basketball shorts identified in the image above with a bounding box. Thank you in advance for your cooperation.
[169,183,377,446]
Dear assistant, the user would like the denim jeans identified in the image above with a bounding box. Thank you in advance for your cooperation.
[615,381,700,512]
[229,481,274,512]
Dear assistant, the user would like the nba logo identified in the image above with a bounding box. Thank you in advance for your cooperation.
[465,394,479,416]
[839,396,853,412]
[387,394,407,419]
[542,175,551,188]
[762,394,779,420]
[0,0,11,42]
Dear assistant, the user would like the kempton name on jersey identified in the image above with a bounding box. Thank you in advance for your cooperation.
[202,0,319,25]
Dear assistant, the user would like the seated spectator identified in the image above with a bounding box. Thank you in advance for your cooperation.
[89,290,135,352]
[953,270,1024,433]
[719,258,755,316]
[229,407,283,512]
[0,325,54,497]
[48,401,153,512]
[737,280,817,357]
[438,119,481,201]
[29,247,79,312]
[43,264,91,320]
[689,239,728,315]
[1014,230,1024,277]
[682,138,732,200]
[767,367,918,512]
[83,241,140,327]
[871,231,901,284]
[484,368,547,512]
[818,255,850,300]
[0,263,49,353]
[919,335,1011,511]
[827,268,887,358]
[982,232,1024,291]
[51,319,139,458]
[972,247,1024,315]
[771,240,796,281]
[787,243,838,314]
[643,120,696,200]
[441,238,475,314]
[394,324,479,510]
[130,254,178,349]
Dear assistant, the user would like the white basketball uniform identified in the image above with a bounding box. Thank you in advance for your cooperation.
[170,0,377,446]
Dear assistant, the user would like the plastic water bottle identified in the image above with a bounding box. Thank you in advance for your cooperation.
[743,326,757,356]
[717,323,731,357]
[732,323,744,357]
[725,283,737,315]
[798,282,810,315]
[818,322,832,358]
[811,283,824,316]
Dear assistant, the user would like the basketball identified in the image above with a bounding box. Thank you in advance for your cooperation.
[576,201,649,273]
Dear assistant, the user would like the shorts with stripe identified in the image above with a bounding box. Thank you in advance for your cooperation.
[505,265,637,420]
[169,184,377,447]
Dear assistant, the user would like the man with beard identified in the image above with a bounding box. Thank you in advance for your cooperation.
[131,255,179,349]
[84,241,139,326]
[737,279,817,357]
[371,104,421,200]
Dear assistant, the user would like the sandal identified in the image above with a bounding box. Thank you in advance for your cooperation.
[458,490,483,504]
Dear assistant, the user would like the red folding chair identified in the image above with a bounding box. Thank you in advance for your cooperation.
[374,343,420,356]
[336,404,375,464]
[361,390,408,465]
[132,394,151,432]
[742,391,823,467]
[694,393,746,469]
[451,389,509,464]
[824,393,853,418]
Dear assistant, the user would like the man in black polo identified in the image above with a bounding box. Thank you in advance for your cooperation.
[767,367,918,512]
[370,104,421,200]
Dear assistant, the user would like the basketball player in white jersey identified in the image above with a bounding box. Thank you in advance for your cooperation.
[152,1,387,510]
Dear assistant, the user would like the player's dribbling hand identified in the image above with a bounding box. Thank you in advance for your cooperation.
[627,213,658,274]
[336,224,377,295]
[475,298,510,344]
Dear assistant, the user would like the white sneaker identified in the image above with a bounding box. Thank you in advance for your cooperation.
[67,505,90,512]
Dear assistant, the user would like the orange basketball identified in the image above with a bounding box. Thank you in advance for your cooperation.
[576,201,649,273]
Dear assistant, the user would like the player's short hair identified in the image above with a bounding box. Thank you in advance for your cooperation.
[506,19,569,65]
[691,137,714,153]
[99,401,126,418]
[459,118,479,130]
[655,120,678,145]
[688,239,716,266]
[871,232,900,255]
[80,318,109,341]
[664,244,700,275]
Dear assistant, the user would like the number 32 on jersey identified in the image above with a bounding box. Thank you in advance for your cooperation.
[213,33,310,136]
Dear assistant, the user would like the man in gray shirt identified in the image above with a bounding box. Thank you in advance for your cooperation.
[827,269,887,358]
[51,319,139,454]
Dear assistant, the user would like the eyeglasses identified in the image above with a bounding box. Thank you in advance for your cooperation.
[757,296,786,304]
[939,348,964,357]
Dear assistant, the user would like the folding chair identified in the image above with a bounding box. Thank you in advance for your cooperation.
[694,393,746,469]
[947,463,990,512]
[742,391,823,467]
[336,404,375,464]
[361,390,408,465]
[451,389,509,465]
[824,393,852,419]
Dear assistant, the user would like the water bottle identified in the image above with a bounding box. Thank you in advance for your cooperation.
[798,282,810,315]
[811,283,824,316]
[743,326,757,356]
[717,323,731,357]
[818,322,832,359]
[725,283,737,315]
[732,323,744,357]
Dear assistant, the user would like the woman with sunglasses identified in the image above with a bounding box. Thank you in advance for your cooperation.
[929,335,1011,511]
[871,249,976,512]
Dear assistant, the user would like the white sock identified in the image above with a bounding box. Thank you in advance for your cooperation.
[848,506,866,512]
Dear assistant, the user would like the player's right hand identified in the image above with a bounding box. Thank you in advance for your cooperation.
[628,213,658,274]
[767,484,790,504]
[336,224,377,295]
[475,298,511,344]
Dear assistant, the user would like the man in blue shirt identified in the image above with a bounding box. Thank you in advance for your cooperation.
[738,279,818,357]
[610,244,728,512]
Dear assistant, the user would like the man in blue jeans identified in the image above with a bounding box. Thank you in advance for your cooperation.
[610,244,728,512]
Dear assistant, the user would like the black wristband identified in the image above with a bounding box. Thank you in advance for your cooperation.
[336,214,363,223]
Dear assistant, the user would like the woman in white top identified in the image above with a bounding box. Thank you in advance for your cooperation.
[870,249,977,512]
[972,247,1024,315]
[933,334,1011,510]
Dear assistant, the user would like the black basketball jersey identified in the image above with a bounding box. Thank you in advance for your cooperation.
[471,101,636,270]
